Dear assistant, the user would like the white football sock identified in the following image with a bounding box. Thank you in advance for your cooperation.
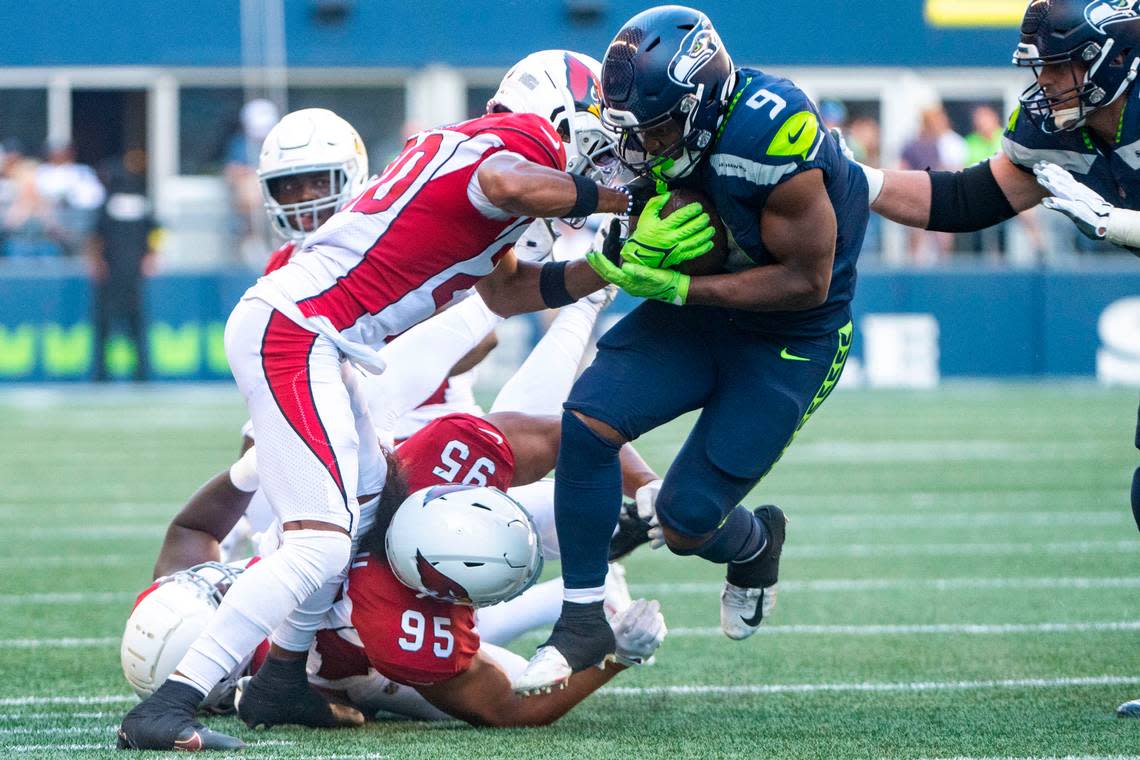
[172,528,352,694]
[271,570,346,653]
[563,585,607,604]
[489,299,602,417]
[475,578,563,647]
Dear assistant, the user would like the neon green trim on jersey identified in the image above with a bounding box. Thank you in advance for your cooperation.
[715,76,753,143]
[760,321,853,479]
[767,111,820,160]
[1006,106,1020,133]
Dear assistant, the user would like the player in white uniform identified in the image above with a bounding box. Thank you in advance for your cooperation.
[118,50,652,751]
[121,267,659,732]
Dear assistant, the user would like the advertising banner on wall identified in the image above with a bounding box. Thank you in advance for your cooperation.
[0,268,1137,385]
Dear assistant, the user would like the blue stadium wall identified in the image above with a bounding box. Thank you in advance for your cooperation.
[0,1,1017,69]
[0,268,1136,382]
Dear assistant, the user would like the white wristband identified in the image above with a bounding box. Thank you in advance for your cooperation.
[228,446,260,493]
[1105,208,1140,247]
[858,162,885,206]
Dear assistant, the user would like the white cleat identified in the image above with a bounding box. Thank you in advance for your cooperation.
[513,646,572,695]
[1117,698,1140,717]
[603,563,632,622]
[720,581,778,641]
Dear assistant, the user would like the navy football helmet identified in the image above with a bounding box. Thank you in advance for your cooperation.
[1015,0,1140,132]
[600,5,735,180]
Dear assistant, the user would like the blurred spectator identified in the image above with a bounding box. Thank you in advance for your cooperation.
[2,140,60,258]
[87,148,157,382]
[900,106,965,263]
[964,105,1003,165]
[226,99,279,266]
[36,139,105,256]
[846,117,881,166]
[845,116,883,256]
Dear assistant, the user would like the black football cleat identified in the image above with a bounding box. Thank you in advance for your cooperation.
[237,656,361,729]
[608,499,654,561]
[117,682,244,751]
[513,600,616,693]
[721,505,787,641]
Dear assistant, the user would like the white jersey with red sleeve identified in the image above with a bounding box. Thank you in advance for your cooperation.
[245,112,566,353]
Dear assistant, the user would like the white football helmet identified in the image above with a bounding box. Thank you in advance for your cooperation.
[385,485,543,608]
[121,562,258,711]
[257,108,369,241]
[488,50,621,187]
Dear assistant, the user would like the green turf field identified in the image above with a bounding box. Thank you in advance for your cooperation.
[1,383,1138,759]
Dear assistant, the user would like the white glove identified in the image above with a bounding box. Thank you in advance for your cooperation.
[830,127,856,162]
[635,479,665,550]
[612,599,667,667]
[1034,160,1112,240]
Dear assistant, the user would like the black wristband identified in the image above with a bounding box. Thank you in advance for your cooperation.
[926,160,1018,233]
[539,260,575,308]
[566,173,600,218]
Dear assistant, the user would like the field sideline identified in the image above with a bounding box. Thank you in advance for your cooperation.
[0,382,1138,759]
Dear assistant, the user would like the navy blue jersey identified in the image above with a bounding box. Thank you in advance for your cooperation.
[1003,85,1140,209]
[685,67,869,336]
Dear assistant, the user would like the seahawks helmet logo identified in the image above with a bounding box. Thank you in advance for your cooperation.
[668,25,720,86]
[1085,0,1139,32]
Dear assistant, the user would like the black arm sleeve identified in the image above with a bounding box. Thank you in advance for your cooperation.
[925,160,1018,233]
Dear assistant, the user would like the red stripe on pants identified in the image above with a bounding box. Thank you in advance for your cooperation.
[260,310,347,504]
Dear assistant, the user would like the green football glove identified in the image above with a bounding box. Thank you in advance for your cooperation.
[587,234,691,306]
[621,192,716,270]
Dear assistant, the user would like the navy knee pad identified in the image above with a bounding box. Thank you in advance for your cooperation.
[655,483,726,541]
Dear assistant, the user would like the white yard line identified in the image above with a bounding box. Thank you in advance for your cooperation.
[0,592,136,604]
[0,695,134,707]
[14,620,1134,651]
[602,674,1140,697]
[10,744,111,753]
[0,638,119,649]
[785,540,1140,558]
[791,511,1125,528]
[0,725,114,735]
[664,621,1140,636]
[0,711,117,720]
[0,555,139,568]
[783,440,1108,463]
[4,675,1137,713]
[2,576,1135,606]
[1,510,1128,538]
[6,538,1132,568]
[632,576,1140,595]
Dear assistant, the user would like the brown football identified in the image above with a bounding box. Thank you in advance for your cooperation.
[659,188,728,276]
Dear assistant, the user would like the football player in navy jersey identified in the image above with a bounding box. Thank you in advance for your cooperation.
[850,0,1140,718]
[516,5,873,691]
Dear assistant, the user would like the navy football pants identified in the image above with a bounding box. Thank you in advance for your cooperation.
[558,300,852,588]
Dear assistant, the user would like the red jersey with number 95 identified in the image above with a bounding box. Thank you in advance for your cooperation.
[344,413,516,686]
[248,112,566,348]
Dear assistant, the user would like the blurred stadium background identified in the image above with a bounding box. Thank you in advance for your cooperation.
[1,2,1139,758]
[0,0,1137,387]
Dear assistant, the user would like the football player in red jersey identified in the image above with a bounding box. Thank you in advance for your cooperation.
[124,369,663,732]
